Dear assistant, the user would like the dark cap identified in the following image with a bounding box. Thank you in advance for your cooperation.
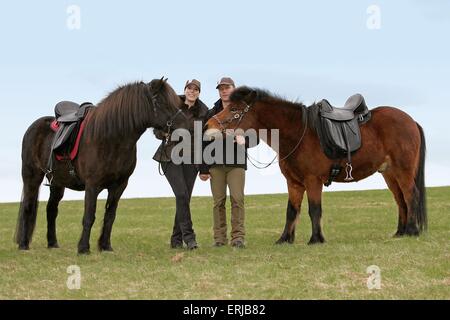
[216,77,235,89]
[185,79,201,92]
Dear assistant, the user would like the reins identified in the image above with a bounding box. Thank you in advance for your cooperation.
[247,112,308,169]
[214,102,308,169]
[157,109,184,176]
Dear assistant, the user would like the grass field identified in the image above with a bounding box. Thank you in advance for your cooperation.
[0,186,449,299]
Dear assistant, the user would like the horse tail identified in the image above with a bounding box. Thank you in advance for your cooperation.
[14,184,40,247]
[415,123,427,232]
[14,192,23,244]
[14,120,45,248]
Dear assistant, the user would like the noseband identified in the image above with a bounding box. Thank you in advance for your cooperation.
[213,103,252,133]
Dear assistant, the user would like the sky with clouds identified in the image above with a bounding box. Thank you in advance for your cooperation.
[0,0,449,202]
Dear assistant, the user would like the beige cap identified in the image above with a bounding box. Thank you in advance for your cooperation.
[216,77,235,89]
[185,79,201,92]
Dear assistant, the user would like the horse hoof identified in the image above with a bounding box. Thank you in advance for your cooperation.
[308,235,325,245]
[99,246,114,252]
[405,224,420,236]
[307,240,324,245]
[48,243,60,249]
[78,248,91,255]
[393,232,405,238]
[275,236,294,245]
[18,244,30,250]
[405,230,420,237]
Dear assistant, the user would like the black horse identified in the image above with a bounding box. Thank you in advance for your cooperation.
[16,78,188,254]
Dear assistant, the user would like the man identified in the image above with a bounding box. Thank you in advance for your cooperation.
[200,77,256,248]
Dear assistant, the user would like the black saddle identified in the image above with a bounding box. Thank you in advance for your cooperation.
[320,94,369,121]
[51,101,93,151]
[45,101,94,185]
[55,101,92,122]
[315,94,371,185]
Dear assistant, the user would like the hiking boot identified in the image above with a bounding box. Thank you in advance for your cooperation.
[170,241,183,249]
[231,240,245,248]
[186,240,198,250]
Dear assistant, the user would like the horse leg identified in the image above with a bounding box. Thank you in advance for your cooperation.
[305,177,325,245]
[382,173,407,237]
[78,186,100,254]
[98,181,128,252]
[395,125,427,236]
[16,166,44,250]
[276,181,305,244]
[396,175,420,236]
[46,186,65,248]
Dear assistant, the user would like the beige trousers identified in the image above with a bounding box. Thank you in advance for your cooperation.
[209,166,246,244]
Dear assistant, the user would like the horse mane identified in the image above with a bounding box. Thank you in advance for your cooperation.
[231,86,319,129]
[85,81,180,141]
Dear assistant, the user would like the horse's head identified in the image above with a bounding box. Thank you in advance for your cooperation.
[205,86,259,140]
[147,77,189,132]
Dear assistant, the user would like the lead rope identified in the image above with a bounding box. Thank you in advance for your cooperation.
[156,108,186,176]
[247,111,308,169]
[158,127,171,176]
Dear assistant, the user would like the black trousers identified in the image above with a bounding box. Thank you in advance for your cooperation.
[163,162,198,244]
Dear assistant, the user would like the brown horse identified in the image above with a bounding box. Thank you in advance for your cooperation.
[16,79,189,254]
[205,87,426,245]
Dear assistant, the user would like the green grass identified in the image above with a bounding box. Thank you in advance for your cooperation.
[0,186,449,299]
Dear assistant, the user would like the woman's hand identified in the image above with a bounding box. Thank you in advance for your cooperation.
[199,174,210,181]
[153,129,169,140]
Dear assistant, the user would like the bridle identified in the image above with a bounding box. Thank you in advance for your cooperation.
[211,100,308,169]
[150,91,187,176]
[213,102,251,133]
[150,92,185,134]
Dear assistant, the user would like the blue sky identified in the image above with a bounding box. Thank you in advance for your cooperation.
[0,0,449,202]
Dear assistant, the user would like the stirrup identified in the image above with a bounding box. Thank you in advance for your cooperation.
[43,172,54,187]
[344,163,354,181]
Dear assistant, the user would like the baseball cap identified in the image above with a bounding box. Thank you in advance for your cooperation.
[185,79,201,92]
[216,77,235,89]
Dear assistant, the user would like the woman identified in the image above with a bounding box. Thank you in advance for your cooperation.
[153,79,209,250]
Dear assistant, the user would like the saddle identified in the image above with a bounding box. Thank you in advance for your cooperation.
[315,94,371,186]
[45,101,94,185]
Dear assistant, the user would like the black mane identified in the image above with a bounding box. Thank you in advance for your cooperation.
[230,86,319,128]
[85,80,180,141]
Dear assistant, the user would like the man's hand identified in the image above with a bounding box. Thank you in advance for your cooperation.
[199,174,210,181]
[235,135,246,145]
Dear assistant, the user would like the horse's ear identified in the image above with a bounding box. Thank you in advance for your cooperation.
[155,76,166,92]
